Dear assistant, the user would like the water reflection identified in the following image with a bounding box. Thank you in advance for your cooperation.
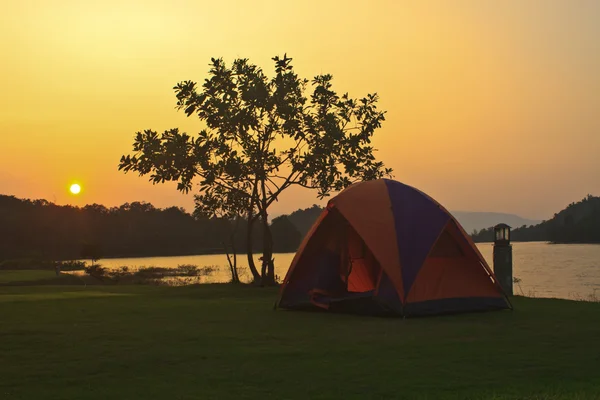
[93,242,600,300]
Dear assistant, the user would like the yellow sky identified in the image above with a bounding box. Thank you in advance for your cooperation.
[1,0,599,220]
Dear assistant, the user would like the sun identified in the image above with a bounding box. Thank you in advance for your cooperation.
[69,183,81,195]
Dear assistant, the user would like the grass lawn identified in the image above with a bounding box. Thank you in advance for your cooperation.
[0,270,84,286]
[0,283,599,400]
[0,270,58,283]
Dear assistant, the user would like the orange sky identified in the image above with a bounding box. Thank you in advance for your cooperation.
[1,0,599,220]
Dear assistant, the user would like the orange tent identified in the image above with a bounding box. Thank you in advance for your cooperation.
[277,179,511,317]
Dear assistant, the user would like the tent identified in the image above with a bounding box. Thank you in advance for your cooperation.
[276,179,511,317]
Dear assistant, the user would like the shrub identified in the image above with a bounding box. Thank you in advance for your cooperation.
[84,264,107,280]
[81,264,218,285]
[56,260,87,271]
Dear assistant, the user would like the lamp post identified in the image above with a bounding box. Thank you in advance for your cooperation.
[493,223,513,295]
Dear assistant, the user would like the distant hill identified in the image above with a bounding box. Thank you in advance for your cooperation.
[284,205,323,238]
[450,211,541,235]
[281,206,540,238]
[471,195,600,243]
[282,196,600,244]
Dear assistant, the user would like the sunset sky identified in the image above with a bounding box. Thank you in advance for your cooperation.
[1,0,599,220]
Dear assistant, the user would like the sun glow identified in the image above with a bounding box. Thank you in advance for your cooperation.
[69,183,81,195]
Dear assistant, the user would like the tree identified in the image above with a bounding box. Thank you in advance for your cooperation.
[80,242,102,266]
[119,54,392,285]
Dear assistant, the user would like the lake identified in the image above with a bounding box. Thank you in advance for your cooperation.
[95,242,600,301]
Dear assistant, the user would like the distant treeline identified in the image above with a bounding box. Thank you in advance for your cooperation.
[285,205,324,238]
[471,195,600,244]
[278,197,600,245]
[3,192,599,263]
[0,195,302,262]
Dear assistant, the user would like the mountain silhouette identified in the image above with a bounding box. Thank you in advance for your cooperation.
[471,195,600,243]
[449,211,541,235]
[279,205,540,238]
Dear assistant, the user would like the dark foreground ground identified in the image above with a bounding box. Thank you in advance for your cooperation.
[1,278,599,399]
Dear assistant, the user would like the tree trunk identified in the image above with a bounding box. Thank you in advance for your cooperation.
[222,217,241,283]
[232,244,238,283]
[230,217,240,283]
[257,178,276,286]
[265,221,275,285]
[259,206,276,286]
[222,241,237,283]
[246,209,261,283]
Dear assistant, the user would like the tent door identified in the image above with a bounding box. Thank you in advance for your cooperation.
[345,226,379,293]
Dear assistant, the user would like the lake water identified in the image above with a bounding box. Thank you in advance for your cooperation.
[95,242,600,301]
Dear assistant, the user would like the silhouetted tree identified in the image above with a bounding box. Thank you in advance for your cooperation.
[80,242,102,266]
[119,54,392,285]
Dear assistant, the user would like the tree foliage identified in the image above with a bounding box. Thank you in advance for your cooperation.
[119,55,392,284]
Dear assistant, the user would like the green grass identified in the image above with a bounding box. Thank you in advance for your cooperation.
[0,269,58,283]
[0,270,85,285]
[1,284,599,399]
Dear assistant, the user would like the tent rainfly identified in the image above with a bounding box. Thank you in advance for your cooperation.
[276,179,512,317]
